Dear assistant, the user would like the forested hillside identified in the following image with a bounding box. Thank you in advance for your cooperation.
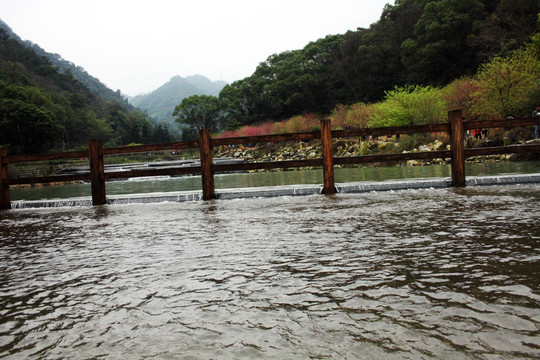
[131,75,226,136]
[0,20,173,155]
[219,0,540,129]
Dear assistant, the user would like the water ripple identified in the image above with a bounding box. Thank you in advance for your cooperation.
[0,185,539,358]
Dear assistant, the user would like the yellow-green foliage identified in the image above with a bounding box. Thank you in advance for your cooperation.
[368,85,446,127]
[472,47,540,118]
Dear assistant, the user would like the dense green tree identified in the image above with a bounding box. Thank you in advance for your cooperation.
[173,95,223,138]
[471,0,540,61]
[331,0,422,103]
[219,35,344,128]
[219,78,256,129]
[151,123,174,143]
[85,112,113,142]
[0,98,63,154]
[401,0,486,84]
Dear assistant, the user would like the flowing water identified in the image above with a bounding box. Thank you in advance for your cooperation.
[1,185,539,359]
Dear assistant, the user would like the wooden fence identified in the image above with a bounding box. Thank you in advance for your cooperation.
[1,110,539,209]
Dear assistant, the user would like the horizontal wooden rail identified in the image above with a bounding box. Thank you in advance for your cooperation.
[333,123,450,138]
[464,117,540,130]
[104,166,202,180]
[213,132,320,146]
[213,159,323,173]
[334,150,452,166]
[103,141,199,156]
[1,110,539,209]
[7,173,90,186]
[465,144,540,157]
[5,150,89,164]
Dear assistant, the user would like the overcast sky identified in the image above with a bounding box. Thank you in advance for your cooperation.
[0,0,391,96]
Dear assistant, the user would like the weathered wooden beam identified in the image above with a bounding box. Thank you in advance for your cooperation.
[89,139,106,206]
[8,173,90,186]
[0,148,10,210]
[213,159,322,173]
[333,123,450,138]
[463,117,540,130]
[5,150,89,164]
[104,167,202,180]
[199,129,215,200]
[103,141,199,156]
[449,110,465,187]
[333,150,452,165]
[321,119,336,195]
[465,144,540,157]
[213,132,320,146]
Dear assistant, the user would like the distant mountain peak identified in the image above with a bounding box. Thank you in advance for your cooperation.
[129,74,227,131]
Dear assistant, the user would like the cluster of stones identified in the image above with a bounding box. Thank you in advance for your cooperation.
[214,137,538,168]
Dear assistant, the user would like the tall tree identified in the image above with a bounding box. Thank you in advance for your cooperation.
[0,98,63,154]
[473,47,540,118]
[173,95,223,137]
[401,0,486,84]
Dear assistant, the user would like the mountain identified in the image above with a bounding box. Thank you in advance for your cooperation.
[31,44,126,104]
[0,19,126,104]
[130,75,227,134]
[0,19,173,155]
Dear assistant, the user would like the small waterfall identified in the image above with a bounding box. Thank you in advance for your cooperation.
[11,198,94,209]
[337,178,453,194]
[108,191,203,205]
[8,173,540,209]
[217,185,322,200]
[466,174,540,186]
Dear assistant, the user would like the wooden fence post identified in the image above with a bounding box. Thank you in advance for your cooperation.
[199,129,215,200]
[0,148,11,210]
[89,139,107,205]
[321,119,336,195]
[449,110,466,187]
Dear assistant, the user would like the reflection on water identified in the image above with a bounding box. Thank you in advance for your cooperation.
[9,160,540,201]
[1,185,539,358]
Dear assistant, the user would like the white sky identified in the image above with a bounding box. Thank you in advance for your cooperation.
[0,0,392,96]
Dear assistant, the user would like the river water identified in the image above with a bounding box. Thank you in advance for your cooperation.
[1,184,539,358]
